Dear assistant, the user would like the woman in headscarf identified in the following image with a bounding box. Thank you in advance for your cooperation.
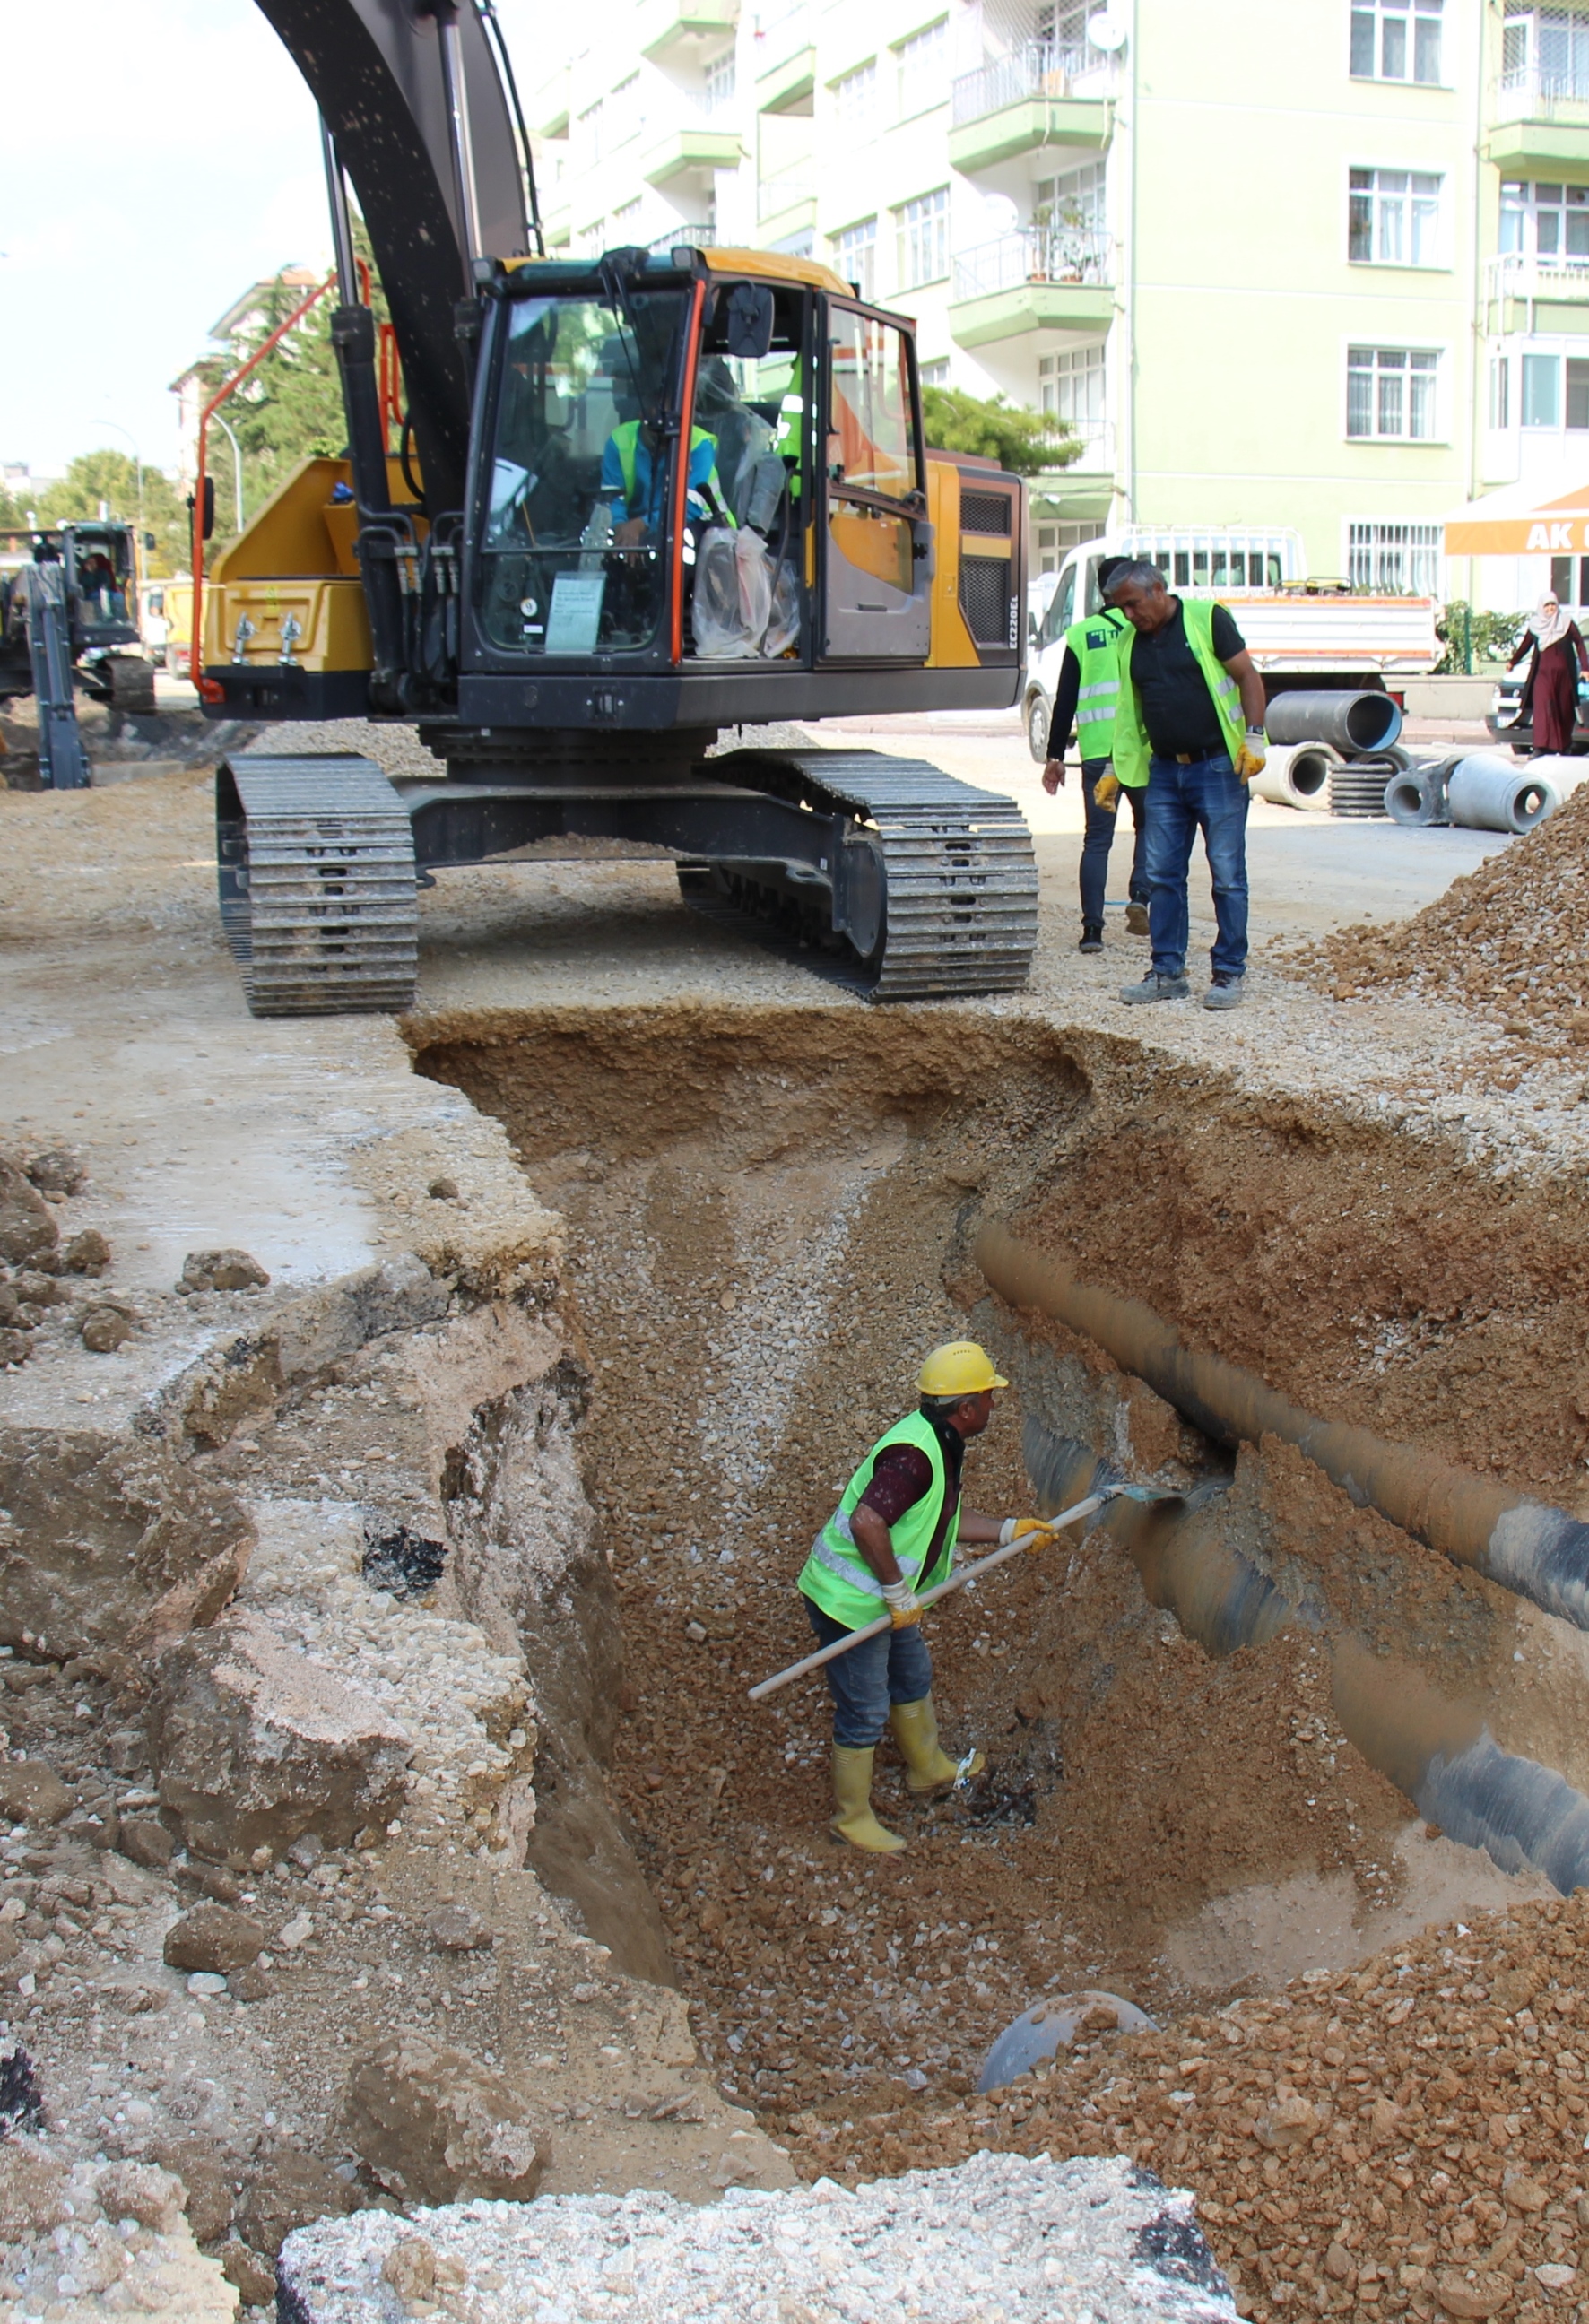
[1507,593,1589,755]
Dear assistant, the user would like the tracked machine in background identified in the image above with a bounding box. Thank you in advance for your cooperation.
[196,0,1037,1013]
[1,521,158,787]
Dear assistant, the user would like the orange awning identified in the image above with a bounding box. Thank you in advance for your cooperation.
[1444,478,1589,556]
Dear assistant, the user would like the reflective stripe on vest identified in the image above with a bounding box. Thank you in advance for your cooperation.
[1066,610,1129,761]
[797,1409,959,1630]
[613,421,725,519]
[1111,596,1246,789]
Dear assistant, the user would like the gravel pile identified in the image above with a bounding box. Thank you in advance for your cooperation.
[1307,784,1589,1050]
[279,2151,1239,2323]
[834,1890,1589,2321]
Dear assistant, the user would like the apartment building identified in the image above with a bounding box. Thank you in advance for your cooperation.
[531,0,1589,610]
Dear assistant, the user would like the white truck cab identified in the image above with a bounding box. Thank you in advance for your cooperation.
[1024,526,1440,761]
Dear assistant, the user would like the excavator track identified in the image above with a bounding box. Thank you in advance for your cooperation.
[682,748,1038,1000]
[216,754,419,1017]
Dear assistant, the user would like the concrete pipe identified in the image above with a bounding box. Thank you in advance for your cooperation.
[1446,753,1554,834]
[1384,765,1447,828]
[1328,753,1401,819]
[1526,752,1589,805]
[976,1219,1589,1634]
[1249,744,1333,812]
[1265,689,1403,756]
[1023,1420,1589,1899]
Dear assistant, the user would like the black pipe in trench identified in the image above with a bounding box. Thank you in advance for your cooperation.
[976,1220,1589,1637]
[1024,1418,1589,1900]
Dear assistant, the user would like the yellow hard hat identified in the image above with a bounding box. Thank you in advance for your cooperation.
[917,1340,1009,1398]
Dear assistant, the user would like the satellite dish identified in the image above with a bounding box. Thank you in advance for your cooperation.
[1087,9,1127,51]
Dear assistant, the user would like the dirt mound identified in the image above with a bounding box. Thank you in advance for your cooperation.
[1304,783,1589,1049]
[817,1887,1589,2322]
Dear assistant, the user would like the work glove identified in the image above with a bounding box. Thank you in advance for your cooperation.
[1234,729,1268,781]
[881,1579,922,1628]
[999,1518,1053,1553]
[1093,768,1121,811]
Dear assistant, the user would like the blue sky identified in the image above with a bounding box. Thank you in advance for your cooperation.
[0,0,534,482]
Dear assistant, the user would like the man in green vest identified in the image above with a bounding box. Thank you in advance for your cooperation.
[797,1340,1048,1854]
[1100,559,1270,1011]
[1041,555,1150,953]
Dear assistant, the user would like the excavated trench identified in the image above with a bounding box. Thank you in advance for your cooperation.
[412,1004,1589,2174]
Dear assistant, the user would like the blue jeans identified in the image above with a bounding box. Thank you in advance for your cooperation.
[1081,758,1149,930]
[804,1596,933,1747]
[1144,752,1250,980]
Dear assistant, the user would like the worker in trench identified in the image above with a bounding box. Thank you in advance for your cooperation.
[796,1341,1049,1853]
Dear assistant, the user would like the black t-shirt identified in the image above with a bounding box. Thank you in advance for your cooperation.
[1130,601,1246,757]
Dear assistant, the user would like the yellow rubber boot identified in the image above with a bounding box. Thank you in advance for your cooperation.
[889,1695,986,1795]
[829,1746,907,1853]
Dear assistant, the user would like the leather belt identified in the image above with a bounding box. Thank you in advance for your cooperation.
[1172,746,1223,765]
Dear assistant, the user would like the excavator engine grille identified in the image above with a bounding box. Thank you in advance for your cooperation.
[959,554,1015,648]
[959,490,1014,537]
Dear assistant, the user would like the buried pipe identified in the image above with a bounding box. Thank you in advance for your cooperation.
[975,1220,1589,1634]
[1025,1419,1589,1898]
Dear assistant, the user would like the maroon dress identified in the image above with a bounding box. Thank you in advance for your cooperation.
[1512,622,1588,753]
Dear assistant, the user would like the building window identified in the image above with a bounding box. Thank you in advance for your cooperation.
[1490,352,1512,429]
[608,73,642,146]
[1350,0,1442,83]
[836,216,878,302]
[919,357,950,386]
[832,58,878,131]
[896,186,950,288]
[1039,343,1106,449]
[1035,160,1105,236]
[1522,351,1589,425]
[1503,3,1589,101]
[1348,522,1444,596]
[895,19,947,117]
[1500,178,1589,263]
[1347,346,1440,438]
[612,195,643,240]
[703,48,736,111]
[577,98,604,163]
[1550,553,1589,603]
[1349,168,1444,265]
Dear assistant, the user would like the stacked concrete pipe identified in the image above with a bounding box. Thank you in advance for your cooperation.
[1248,743,1334,812]
[1446,753,1555,834]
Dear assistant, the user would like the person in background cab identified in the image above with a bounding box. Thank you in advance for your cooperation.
[1041,554,1150,954]
[1102,559,1270,1013]
[600,337,727,545]
[1508,594,1589,758]
[796,1342,1049,1854]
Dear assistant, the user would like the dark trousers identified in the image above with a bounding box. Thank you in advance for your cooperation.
[804,1596,933,1748]
[1081,757,1149,931]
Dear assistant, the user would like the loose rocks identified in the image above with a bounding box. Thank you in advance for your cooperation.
[345,2032,550,2207]
[281,2152,1238,2322]
[424,1903,493,1952]
[161,1902,266,1975]
[0,1426,253,1661]
[147,1608,412,1858]
[80,1302,134,1352]
[25,1147,87,1196]
[61,1227,111,1275]
[0,1760,75,1826]
[178,1247,270,1294]
[0,1150,57,1267]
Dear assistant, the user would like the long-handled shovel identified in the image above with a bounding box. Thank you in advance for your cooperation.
[748,1480,1179,1704]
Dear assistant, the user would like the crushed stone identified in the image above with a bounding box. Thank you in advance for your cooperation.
[279,2150,1238,2323]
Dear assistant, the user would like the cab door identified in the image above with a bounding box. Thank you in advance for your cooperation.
[818,300,932,661]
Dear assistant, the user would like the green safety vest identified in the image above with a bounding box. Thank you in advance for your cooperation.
[1066,608,1129,760]
[798,1410,960,1631]
[1111,596,1246,790]
[773,355,803,498]
[612,421,728,523]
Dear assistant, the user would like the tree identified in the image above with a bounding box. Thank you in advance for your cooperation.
[36,451,191,575]
[920,385,1078,479]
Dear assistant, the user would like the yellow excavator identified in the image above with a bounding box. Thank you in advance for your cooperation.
[201,0,1036,1012]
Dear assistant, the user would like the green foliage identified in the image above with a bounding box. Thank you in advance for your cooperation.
[32,452,190,575]
[919,385,1077,480]
[1434,599,1527,674]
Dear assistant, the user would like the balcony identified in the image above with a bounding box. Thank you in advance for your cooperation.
[1485,67,1589,173]
[638,0,739,62]
[751,0,812,80]
[756,162,816,243]
[1485,250,1589,334]
[756,40,816,112]
[642,117,745,186]
[948,229,1113,348]
[647,224,720,255]
[948,44,1114,174]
